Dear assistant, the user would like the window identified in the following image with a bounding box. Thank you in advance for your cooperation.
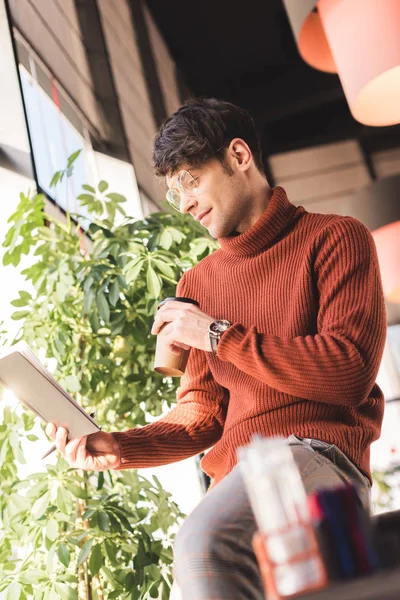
[14,33,142,224]
[19,65,90,219]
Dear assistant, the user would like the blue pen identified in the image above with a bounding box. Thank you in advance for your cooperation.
[318,489,356,579]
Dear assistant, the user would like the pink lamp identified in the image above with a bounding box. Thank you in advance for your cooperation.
[318,0,400,126]
[372,222,400,303]
[283,0,400,126]
[283,0,337,72]
[298,9,337,73]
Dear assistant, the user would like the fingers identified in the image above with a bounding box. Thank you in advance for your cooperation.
[76,436,90,468]
[152,303,188,334]
[47,424,89,467]
[65,436,88,466]
[46,422,57,440]
[55,427,68,456]
[157,323,181,354]
[151,312,172,335]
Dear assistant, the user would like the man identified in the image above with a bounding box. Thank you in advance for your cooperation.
[47,98,386,599]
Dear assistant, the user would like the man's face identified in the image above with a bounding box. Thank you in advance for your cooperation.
[166,153,252,239]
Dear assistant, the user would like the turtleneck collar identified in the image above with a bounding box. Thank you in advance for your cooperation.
[218,187,298,256]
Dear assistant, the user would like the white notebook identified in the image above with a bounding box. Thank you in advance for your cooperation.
[0,341,100,439]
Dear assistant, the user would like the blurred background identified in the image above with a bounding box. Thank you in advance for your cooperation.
[1,0,400,515]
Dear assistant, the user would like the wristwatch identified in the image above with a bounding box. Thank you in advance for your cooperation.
[208,320,231,353]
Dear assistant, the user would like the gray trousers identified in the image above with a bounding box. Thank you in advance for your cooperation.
[173,435,371,600]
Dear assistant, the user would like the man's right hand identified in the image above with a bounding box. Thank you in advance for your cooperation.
[45,423,121,471]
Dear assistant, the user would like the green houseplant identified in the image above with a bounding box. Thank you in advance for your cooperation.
[0,152,218,600]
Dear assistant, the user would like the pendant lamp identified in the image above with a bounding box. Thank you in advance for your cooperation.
[283,0,400,127]
[372,222,400,303]
[344,175,400,303]
[282,0,336,72]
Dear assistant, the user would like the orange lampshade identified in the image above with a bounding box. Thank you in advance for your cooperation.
[283,0,337,72]
[318,0,400,126]
[372,222,400,303]
[298,9,337,73]
[283,0,400,126]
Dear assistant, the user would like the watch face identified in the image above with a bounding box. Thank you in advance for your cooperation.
[210,320,230,334]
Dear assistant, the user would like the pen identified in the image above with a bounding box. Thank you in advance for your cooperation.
[41,413,96,460]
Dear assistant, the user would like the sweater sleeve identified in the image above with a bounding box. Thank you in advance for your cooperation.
[217,217,387,407]
[112,275,229,470]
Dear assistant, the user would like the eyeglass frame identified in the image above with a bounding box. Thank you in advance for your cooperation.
[165,145,227,212]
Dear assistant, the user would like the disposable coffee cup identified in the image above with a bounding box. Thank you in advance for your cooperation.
[154,297,200,377]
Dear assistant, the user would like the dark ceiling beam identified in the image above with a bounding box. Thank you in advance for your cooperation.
[261,94,400,157]
[234,67,344,126]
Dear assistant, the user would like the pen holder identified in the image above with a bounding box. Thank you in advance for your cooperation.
[252,520,328,600]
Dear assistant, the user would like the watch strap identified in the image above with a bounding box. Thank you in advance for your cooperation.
[208,320,231,354]
[209,332,220,353]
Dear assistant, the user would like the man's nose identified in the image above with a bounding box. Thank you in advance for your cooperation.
[180,193,198,215]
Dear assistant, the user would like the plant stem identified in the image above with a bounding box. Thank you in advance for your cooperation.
[92,575,105,600]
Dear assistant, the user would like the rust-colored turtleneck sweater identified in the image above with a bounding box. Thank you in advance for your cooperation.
[113,187,386,484]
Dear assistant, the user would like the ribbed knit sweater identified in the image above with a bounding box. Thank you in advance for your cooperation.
[113,187,386,484]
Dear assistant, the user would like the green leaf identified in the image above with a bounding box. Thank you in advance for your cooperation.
[82,508,96,519]
[56,486,70,515]
[27,434,39,442]
[89,544,103,576]
[125,259,144,285]
[54,583,77,600]
[77,538,93,566]
[47,589,59,600]
[19,569,47,585]
[190,238,210,258]
[65,481,87,499]
[104,540,117,564]
[10,297,30,307]
[89,311,101,333]
[2,226,14,248]
[159,230,173,250]
[82,184,96,193]
[96,290,110,322]
[109,279,120,307]
[50,171,61,188]
[58,542,71,568]
[106,192,126,203]
[32,491,50,519]
[153,259,175,280]
[64,375,81,393]
[98,180,108,193]
[6,581,21,600]
[97,471,105,490]
[46,518,58,541]
[147,266,161,299]
[55,281,70,303]
[97,511,110,531]
[67,149,82,167]
[84,287,94,314]
[77,193,95,204]
[11,310,30,321]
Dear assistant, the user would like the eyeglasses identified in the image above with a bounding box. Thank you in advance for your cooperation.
[166,170,200,212]
[165,146,226,212]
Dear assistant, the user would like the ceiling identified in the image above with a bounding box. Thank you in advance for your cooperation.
[147,0,400,160]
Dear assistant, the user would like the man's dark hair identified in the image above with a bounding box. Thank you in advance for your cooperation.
[152,98,264,177]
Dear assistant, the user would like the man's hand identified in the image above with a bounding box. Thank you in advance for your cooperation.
[45,423,121,471]
[151,300,215,353]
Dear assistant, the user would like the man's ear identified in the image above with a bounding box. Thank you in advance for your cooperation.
[226,138,253,172]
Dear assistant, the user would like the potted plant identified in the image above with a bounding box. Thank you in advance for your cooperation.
[0,152,218,600]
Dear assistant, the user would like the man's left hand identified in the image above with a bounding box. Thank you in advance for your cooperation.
[151,300,215,353]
